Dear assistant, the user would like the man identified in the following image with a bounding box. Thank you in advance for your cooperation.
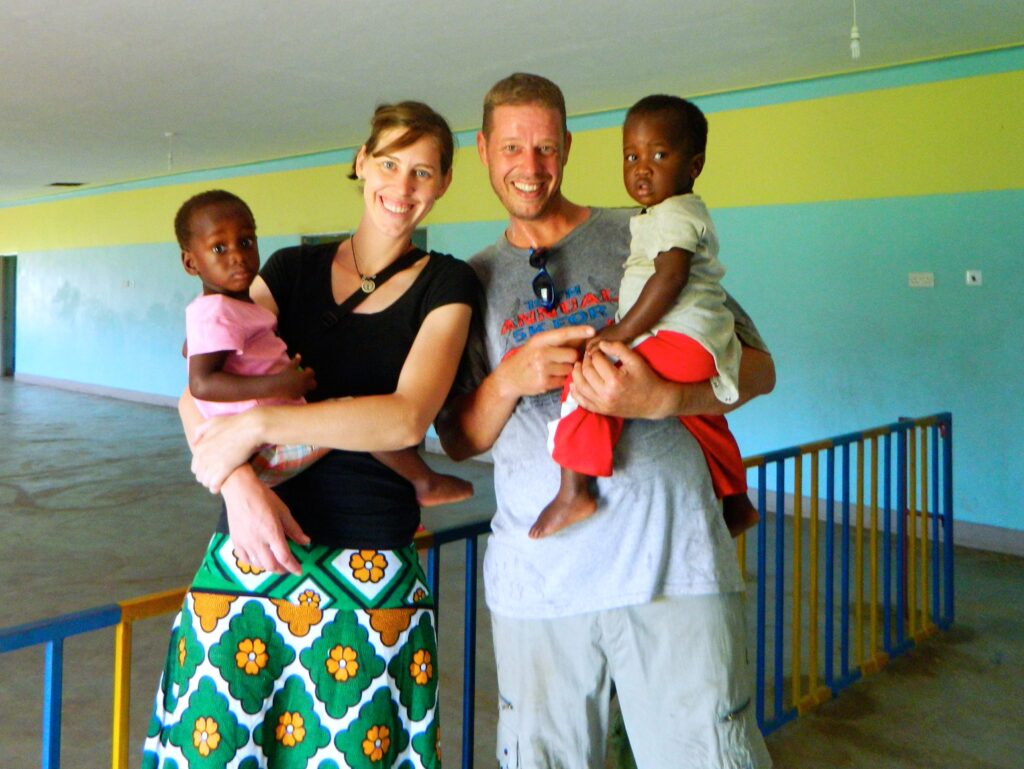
[437,73,774,769]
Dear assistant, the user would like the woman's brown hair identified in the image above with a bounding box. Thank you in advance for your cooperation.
[349,101,454,180]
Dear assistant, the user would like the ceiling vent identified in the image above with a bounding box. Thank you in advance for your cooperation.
[48,182,85,187]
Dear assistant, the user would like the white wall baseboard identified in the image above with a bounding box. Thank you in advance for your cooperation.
[14,373,178,408]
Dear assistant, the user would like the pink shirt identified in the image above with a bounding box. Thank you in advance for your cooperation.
[185,293,303,419]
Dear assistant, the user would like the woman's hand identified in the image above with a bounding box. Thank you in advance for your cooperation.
[191,410,265,492]
[221,466,310,576]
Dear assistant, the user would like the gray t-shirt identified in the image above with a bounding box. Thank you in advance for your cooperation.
[459,207,768,619]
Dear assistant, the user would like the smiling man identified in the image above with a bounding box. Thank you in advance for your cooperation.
[438,73,774,769]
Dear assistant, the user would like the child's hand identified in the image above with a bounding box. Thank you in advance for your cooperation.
[585,324,635,355]
[273,354,317,399]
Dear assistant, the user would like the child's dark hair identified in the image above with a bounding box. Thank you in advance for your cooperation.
[174,189,255,249]
[626,95,708,154]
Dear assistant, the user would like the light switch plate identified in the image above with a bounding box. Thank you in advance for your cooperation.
[908,272,934,288]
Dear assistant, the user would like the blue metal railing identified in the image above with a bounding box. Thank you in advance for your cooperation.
[0,605,122,768]
[1,413,955,765]
[747,413,955,734]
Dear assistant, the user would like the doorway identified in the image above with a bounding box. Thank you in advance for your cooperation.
[0,255,15,376]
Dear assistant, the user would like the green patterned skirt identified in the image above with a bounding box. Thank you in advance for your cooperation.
[142,533,441,769]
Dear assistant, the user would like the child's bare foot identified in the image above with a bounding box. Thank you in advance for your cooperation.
[723,493,760,537]
[414,471,474,507]
[529,491,598,539]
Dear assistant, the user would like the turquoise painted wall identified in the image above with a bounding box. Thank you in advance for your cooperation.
[427,189,1024,530]
[15,235,297,397]
[4,49,1022,533]
[716,191,1023,529]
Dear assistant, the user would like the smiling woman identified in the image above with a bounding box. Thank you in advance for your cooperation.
[142,102,480,769]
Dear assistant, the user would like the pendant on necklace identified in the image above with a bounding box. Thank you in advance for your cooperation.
[360,276,376,294]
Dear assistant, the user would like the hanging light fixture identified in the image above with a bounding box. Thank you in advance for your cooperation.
[849,0,861,59]
[164,131,176,171]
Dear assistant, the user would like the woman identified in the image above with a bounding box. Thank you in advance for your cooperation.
[143,102,477,769]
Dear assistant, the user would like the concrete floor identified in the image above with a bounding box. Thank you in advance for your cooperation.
[1,378,1021,768]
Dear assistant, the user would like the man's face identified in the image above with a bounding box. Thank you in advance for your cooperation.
[477,103,570,222]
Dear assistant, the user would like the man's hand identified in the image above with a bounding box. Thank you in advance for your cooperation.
[570,341,676,419]
[572,341,776,420]
[492,324,595,399]
[436,324,596,462]
[585,323,634,355]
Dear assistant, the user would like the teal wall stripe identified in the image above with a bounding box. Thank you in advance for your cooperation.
[427,220,505,260]
[567,45,1024,132]
[0,150,357,209]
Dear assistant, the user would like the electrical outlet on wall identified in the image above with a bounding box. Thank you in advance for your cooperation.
[908,272,934,288]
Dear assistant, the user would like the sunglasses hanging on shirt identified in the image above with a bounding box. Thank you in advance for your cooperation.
[529,247,557,311]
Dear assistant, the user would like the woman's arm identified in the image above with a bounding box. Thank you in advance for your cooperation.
[220,465,309,575]
[191,302,474,491]
[179,387,309,574]
[249,275,279,315]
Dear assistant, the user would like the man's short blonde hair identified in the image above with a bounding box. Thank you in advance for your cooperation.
[482,73,567,137]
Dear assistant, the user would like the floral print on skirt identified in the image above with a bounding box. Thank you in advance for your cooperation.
[142,533,441,769]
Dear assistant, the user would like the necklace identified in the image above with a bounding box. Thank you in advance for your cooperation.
[350,235,377,294]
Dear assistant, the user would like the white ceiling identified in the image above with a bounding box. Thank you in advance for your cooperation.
[1,1,1021,205]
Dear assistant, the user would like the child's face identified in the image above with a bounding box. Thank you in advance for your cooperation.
[181,202,259,299]
[622,112,704,208]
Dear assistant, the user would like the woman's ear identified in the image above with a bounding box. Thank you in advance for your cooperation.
[354,145,368,179]
[436,167,453,199]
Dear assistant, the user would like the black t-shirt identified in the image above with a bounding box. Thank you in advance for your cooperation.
[218,241,480,549]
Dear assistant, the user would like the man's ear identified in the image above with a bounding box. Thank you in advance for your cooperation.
[690,152,706,181]
[181,250,199,276]
[562,131,572,167]
[476,131,489,166]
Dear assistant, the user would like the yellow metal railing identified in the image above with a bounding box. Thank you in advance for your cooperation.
[737,414,954,731]
[111,587,188,769]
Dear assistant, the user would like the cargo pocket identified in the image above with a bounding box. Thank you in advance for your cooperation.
[497,696,520,769]
[714,697,766,769]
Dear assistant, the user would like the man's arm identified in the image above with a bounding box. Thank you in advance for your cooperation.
[436,325,595,460]
[570,341,775,420]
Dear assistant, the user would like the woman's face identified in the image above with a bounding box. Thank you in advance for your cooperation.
[355,129,452,239]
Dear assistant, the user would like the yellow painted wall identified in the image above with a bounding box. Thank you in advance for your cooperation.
[2,68,1021,253]
[562,69,1024,210]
